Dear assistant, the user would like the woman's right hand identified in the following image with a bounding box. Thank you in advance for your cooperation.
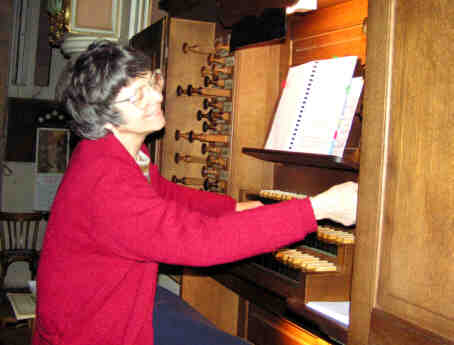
[310,181,358,226]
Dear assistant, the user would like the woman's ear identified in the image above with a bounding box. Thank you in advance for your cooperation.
[104,123,114,131]
[151,69,164,92]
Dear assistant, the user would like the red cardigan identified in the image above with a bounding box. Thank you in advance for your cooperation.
[33,133,317,345]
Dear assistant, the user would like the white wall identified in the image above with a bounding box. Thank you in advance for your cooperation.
[3,0,161,216]
[2,0,176,291]
[2,162,48,287]
[2,162,36,213]
[151,0,167,24]
[3,0,66,286]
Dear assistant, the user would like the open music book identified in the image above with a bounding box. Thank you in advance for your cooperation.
[265,56,363,157]
[6,293,36,320]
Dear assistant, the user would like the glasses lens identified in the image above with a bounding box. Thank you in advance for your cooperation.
[130,87,146,109]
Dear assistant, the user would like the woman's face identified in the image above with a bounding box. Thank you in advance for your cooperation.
[112,73,165,137]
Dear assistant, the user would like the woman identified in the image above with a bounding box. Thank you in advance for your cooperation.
[33,40,357,345]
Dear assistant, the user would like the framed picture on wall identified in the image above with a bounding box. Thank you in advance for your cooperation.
[34,128,70,211]
[36,128,70,173]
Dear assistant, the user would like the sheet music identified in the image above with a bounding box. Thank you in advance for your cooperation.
[265,56,358,155]
[331,76,364,157]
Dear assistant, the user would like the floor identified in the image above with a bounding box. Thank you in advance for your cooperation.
[0,326,31,345]
[0,295,32,345]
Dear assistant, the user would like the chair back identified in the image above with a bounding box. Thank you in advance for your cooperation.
[0,213,46,253]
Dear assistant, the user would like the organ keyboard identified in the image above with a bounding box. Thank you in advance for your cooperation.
[211,188,355,344]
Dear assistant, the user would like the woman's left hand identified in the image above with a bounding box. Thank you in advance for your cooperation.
[235,201,263,212]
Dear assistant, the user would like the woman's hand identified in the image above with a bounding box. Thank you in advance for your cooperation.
[236,201,263,212]
[310,181,358,226]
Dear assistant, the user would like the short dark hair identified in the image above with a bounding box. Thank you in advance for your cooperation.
[57,40,152,139]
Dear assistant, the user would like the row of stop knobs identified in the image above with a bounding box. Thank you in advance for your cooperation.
[172,40,234,193]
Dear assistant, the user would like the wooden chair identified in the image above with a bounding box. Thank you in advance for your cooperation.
[0,212,46,296]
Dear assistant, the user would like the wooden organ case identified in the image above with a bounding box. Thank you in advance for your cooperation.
[160,2,366,342]
[156,0,454,344]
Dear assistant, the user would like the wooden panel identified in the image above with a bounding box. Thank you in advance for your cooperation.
[274,165,357,196]
[0,0,12,166]
[290,0,367,66]
[290,0,367,38]
[161,18,216,187]
[74,0,113,30]
[351,0,454,344]
[181,271,240,336]
[304,273,352,302]
[163,18,242,336]
[349,1,392,345]
[292,25,366,66]
[67,0,120,37]
[229,44,284,199]
[369,309,454,345]
[217,0,350,27]
[34,0,51,87]
[0,1,13,42]
[348,0,391,343]
[247,303,332,345]
[376,0,454,340]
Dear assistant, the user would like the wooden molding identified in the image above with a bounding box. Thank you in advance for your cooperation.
[369,309,454,345]
[67,0,122,38]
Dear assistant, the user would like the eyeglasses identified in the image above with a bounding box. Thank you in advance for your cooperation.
[113,70,163,110]
[114,85,150,110]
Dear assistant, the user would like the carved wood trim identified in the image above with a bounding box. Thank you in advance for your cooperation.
[369,309,454,345]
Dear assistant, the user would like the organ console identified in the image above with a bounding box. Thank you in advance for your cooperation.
[204,76,233,89]
[197,109,213,122]
[175,130,229,144]
[214,41,229,53]
[201,143,229,156]
[171,175,205,186]
[204,178,227,193]
[201,165,227,180]
[172,175,227,193]
[203,98,220,110]
[182,42,213,55]
[187,84,232,98]
[212,64,234,77]
[202,121,231,134]
[201,66,214,78]
[206,154,228,170]
[203,98,233,114]
[161,11,376,345]
[177,84,232,98]
[207,53,235,66]
[212,111,232,122]
[174,152,206,164]
[176,85,188,96]
[174,152,228,171]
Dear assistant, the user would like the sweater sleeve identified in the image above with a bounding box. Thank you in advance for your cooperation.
[90,157,317,266]
[149,164,236,216]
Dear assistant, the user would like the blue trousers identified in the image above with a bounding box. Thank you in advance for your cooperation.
[154,286,253,345]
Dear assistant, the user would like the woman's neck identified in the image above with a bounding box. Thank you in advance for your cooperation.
[109,129,145,160]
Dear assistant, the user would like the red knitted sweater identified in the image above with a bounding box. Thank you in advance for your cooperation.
[33,133,317,345]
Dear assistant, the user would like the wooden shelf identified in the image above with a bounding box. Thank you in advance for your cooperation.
[242,147,359,172]
[287,298,349,345]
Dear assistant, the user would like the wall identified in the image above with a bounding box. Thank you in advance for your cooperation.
[1,161,48,287]
[1,0,159,286]
[151,0,167,24]
[2,0,169,290]
[2,0,67,287]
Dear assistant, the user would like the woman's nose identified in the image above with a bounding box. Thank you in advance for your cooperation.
[147,88,163,104]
